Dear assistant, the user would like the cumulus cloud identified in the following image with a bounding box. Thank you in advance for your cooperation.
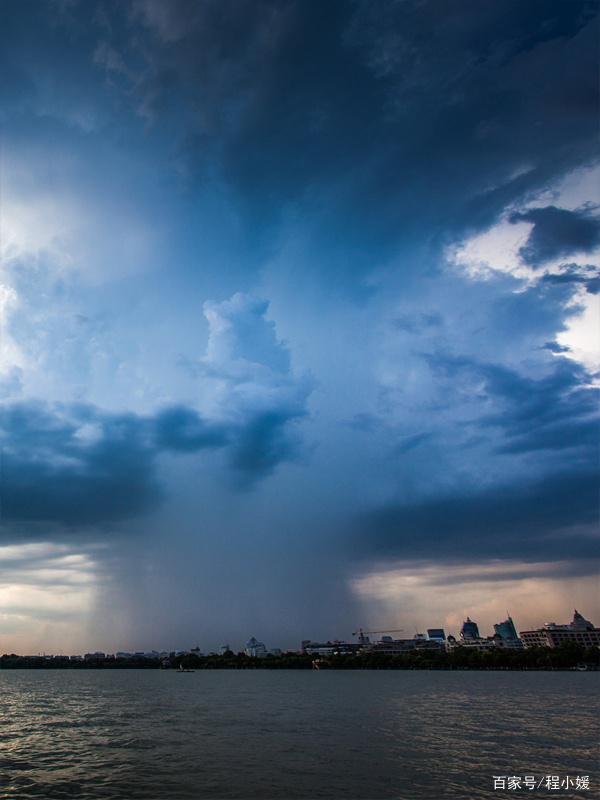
[199,293,313,484]
[447,180,599,374]
[0,294,312,532]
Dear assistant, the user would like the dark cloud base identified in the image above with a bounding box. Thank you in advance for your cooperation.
[357,467,599,564]
[354,352,599,568]
[0,400,307,532]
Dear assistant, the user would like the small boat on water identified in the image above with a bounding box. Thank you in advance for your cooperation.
[178,664,195,673]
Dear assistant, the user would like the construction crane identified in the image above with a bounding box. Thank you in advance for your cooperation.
[352,628,404,645]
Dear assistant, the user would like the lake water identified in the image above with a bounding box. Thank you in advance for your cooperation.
[0,670,598,799]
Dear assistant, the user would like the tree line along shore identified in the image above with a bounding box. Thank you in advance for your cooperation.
[1,644,599,671]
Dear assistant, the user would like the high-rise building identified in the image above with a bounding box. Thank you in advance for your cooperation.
[427,628,446,643]
[460,617,480,640]
[494,615,519,641]
[245,637,267,658]
[520,610,600,649]
[570,610,595,631]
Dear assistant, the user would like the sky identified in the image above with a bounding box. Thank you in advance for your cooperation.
[0,0,598,655]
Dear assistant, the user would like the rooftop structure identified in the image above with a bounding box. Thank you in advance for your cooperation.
[301,640,360,656]
[520,610,600,649]
[494,615,519,642]
[245,637,267,658]
[427,628,446,643]
[460,617,480,640]
[368,634,444,654]
[446,635,496,652]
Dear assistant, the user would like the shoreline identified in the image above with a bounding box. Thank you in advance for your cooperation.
[3,644,599,671]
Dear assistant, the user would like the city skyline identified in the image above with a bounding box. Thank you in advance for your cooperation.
[0,0,599,655]
[1,599,596,659]
[5,605,599,660]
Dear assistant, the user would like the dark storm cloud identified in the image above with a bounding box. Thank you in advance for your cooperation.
[541,342,572,355]
[154,404,309,487]
[0,399,307,530]
[154,406,228,452]
[357,468,598,563]
[585,277,600,294]
[0,0,598,647]
[509,206,600,267]
[75,0,598,273]
[425,354,599,458]
[354,352,599,565]
[227,409,306,486]
[540,263,600,294]
[1,0,597,285]
[0,402,160,527]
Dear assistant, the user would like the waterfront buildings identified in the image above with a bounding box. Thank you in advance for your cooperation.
[494,615,519,642]
[5,609,597,663]
[302,630,447,656]
[427,629,446,644]
[491,615,523,649]
[301,640,360,656]
[460,617,480,640]
[447,634,496,652]
[368,633,445,654]
[245,637,267,657]
[84,651,106,661]
[520,610,600,649]
[448,615,523,651]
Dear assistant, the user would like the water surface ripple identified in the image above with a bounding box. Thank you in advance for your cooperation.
[0,670,598,799]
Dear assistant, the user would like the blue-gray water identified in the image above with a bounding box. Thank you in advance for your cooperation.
[0,670,598,799]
